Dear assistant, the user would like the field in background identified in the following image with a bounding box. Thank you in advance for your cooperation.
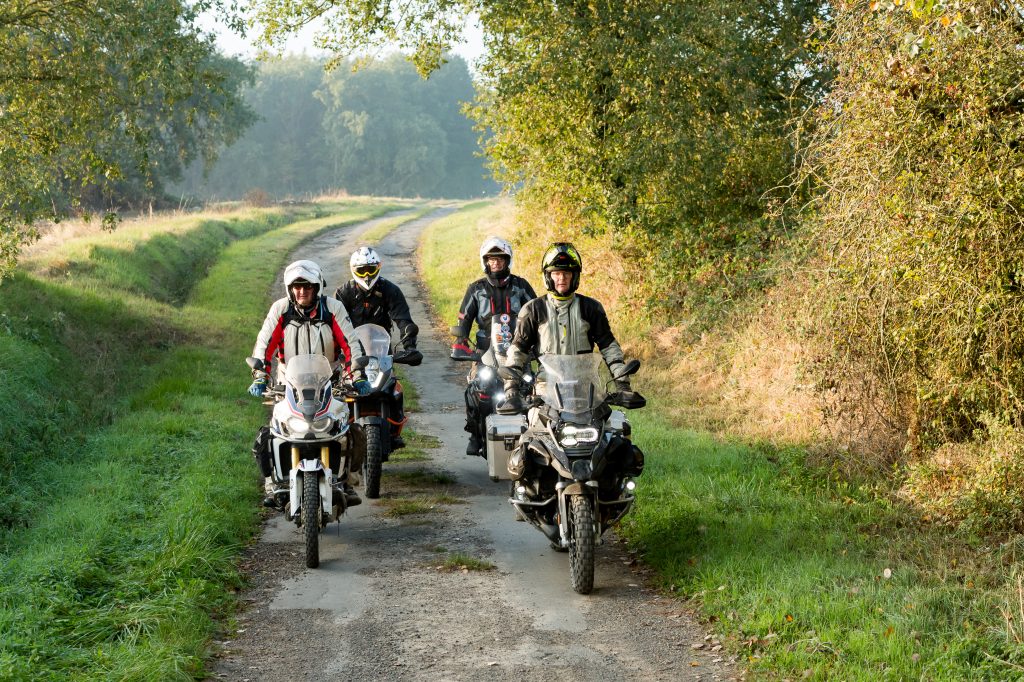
[417,200,1024,680]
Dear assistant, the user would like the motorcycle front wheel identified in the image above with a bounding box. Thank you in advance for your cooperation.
[568,495,595,594]
[364,424,383,499]
[302,473,320,568]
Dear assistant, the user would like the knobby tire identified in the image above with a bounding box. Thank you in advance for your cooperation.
[303,473,320,568]
[568,495,595,594]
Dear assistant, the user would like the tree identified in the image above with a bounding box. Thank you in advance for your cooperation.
[319,54,488,197]
[245,0,827,314]
[177,53,494,199]
[0,0,254,279]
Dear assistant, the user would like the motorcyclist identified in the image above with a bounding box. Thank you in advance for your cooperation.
[333,246,423,449]
[248,259,362,507]
[452,236,537,456]
[497,242,643,415]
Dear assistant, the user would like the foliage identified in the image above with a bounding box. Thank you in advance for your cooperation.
[245,0,826,325]
[0,0,255,280]
[175,54,496,200]
[320,54,490,197]
[805,0,1024,456]
[903,414,1024,534]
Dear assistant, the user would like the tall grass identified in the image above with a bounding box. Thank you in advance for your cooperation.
[417,201,1024,680]
[0,198,411,679]
[418,199,522,330]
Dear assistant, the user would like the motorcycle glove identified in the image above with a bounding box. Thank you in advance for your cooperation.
[614,378,632,393]
[354,379,372,396]
[248,376,268,397]
[496,379,524,414]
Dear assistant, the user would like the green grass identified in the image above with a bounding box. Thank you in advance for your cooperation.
[384,469,457,486]
[0,198,413,679]
[418,200,506,332]
[416,201,1024,680]
[377,499,439,517]
[438,553,496,572]
[378,493,464,518]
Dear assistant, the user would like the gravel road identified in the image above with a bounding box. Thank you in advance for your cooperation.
[207,208,740,682]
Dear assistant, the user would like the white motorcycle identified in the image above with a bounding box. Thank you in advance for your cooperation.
[247,353,360,569]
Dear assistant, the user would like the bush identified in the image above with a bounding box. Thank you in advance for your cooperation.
[902,415,1024,534]
[806,1,1024,456]
[243,188,271,207]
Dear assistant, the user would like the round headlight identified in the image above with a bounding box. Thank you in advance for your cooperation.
[286,416,310,435]
[478,366,495,381]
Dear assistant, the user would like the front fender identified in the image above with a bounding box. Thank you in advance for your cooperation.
[289,461,325,520]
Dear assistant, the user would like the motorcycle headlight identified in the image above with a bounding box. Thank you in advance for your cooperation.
[478,366,495,382]
[559,425,599,447]
[286,416,310,435]
[311,416,334,433]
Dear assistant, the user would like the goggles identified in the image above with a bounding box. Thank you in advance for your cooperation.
[291,281,316,291]
[354,264,380,278]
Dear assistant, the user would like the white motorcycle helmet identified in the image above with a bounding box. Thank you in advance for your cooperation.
[479,236,513,275]
[283,260,325,302]
[350,246,382,291]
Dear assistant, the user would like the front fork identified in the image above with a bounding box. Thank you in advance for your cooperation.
[289,445,334,523]
[555,481,599,550]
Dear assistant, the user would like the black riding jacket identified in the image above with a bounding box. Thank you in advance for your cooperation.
[455,274,537,350]
[334,278,418,349]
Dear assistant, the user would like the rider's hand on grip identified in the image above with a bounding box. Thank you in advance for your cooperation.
[353,379,372,396]
[496,378,524,414]
[248,376,268,397]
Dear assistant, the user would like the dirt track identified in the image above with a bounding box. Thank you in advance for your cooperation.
[207,209,740,681]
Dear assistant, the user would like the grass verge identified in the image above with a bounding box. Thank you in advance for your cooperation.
[437,553,496,572]
[416,200,1023,680]
[0,198,411,679]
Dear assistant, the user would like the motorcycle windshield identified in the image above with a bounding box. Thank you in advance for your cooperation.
[352,323,393,361]
[284,354,333,416]
[539,354,605,420]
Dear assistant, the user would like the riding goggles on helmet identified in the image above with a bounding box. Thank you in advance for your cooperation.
[354,264,381,278]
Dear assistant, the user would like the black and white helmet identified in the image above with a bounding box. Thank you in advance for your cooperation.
[541,242,582,297]
[283,260,325,301]
[350,246,382,291]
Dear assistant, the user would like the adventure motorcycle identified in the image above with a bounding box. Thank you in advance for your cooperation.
[451,313,531,464]
[349,323,421,499]
[247,353,360,569]
[505,354,645,594]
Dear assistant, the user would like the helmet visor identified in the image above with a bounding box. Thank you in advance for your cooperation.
[353,264,380,278]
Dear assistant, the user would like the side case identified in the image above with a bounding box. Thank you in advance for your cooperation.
[485,414,527,481]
